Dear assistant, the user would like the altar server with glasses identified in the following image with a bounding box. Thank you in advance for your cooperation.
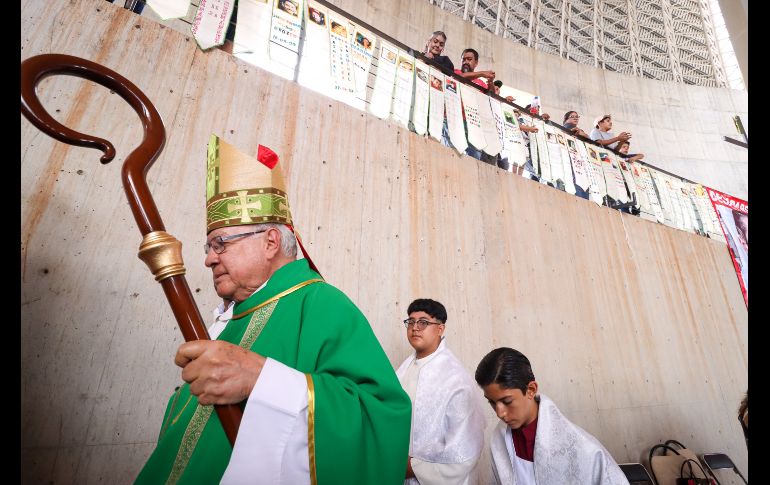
[396,298,485,485]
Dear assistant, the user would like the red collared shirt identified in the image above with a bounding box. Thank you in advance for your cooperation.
[511,416,538,462]
[453,69,488,90]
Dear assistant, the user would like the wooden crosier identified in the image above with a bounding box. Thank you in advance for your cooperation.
[20,53,242,446]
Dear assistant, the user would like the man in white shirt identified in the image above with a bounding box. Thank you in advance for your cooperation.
[589,114,631,150]
[396,299,485,485]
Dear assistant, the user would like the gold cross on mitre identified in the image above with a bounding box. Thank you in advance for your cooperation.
[228,190,263,223]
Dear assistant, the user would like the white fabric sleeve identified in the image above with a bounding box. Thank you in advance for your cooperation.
[411,457,476,485]
[207,320,227,340]
[220,358,310,485]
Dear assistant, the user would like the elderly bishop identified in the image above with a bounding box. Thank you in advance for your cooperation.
[136,135,412,485]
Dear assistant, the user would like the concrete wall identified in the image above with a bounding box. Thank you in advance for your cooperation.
[21,1,748,483]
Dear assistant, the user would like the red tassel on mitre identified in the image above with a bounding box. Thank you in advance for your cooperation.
[256,144,279,169]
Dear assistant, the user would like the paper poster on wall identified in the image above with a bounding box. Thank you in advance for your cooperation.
[500,106,528,168]
[675,179,698,233]
[490,99,505,149]
[554,131,575,194]
[459,83,486,151]
[489,99,510,170]
[532,118,550,183]
[368,41,398,119]
[598,150,629,204]
[629,163,664,222]
[672,178,695,232]
[706,186,748,306]
[327,13,356,104]
[297,1,332,96]
[581,143,606,205]
[678,183,696,232]
[513,112,539,176]
[268,0,305,79]
[478,95,502,156]
[529,138,540,178]
[543,125,564,186]
[691,184,723,238]
[685,184,706,234]
[656,175,679,228]
[350,25,376,110]
[566,135,590,195]
[147,0,190,20]
[664,176,686,230]
[626,162,651,216]
[648,169,677,228]
[640,166,665,223]
[427,68,445,142]
[391,51,415,127]
[411,60,430,136]
[584,145,607,204]
[191,0,236,50]
[617,159,639,209]
[682,183,707,235]
[233,0,273,68]
[443,77,468,154]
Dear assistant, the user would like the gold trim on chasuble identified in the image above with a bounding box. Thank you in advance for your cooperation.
[306,373,318,485]
[164,301,279,485]
[231,278,325,320]
[165,405,215,485]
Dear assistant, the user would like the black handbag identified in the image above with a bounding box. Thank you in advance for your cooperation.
[676,458,715,485]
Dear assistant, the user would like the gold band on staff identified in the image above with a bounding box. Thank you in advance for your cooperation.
[138,231,187,281]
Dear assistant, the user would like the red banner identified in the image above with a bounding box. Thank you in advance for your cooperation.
[706,186,748,307]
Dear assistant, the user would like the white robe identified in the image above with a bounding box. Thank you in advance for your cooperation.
[208,288,311,485]
[396,338,485,485]
[489,395,629,485]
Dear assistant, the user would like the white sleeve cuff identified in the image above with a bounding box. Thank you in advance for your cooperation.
[221,358,310,485]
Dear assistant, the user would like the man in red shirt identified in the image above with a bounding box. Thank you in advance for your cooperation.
[454,48,495,91]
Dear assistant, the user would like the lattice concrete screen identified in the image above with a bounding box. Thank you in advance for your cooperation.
[428,0,729,87]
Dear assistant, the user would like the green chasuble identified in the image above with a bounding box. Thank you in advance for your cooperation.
[136,259,411,485]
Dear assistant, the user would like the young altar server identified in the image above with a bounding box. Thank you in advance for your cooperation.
[396,298,485,485]
[475,347,629,484]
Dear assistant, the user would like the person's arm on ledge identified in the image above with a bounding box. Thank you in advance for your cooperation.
[456,69,495,82]
[594,131,631,146]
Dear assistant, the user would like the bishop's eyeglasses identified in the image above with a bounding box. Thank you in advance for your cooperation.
[402,318,443,330]
[204,229,268,254]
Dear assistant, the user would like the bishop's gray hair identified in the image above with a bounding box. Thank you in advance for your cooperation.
[258,223,298,259]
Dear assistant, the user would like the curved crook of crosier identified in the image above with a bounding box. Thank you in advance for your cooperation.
[20,53,166,235]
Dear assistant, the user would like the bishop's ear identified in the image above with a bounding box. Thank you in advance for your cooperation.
[263,227,283,258]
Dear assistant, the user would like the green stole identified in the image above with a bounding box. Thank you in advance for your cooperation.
[135,259,411,485]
